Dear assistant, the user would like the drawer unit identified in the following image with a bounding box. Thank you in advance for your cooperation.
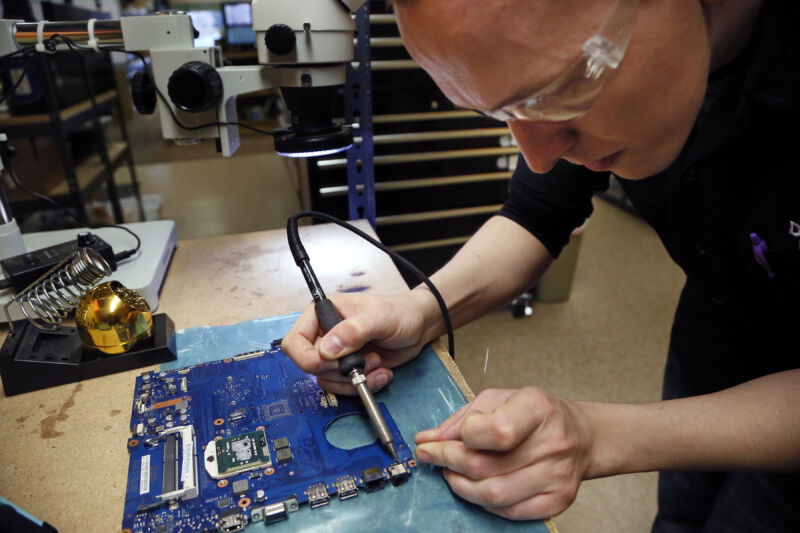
[305,2,519,283]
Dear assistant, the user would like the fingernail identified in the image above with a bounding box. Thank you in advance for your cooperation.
[321,335,344,357]
[415,448,431,463]
[415,429,433,443]
[364,355,381,373]
[375,373,388,388]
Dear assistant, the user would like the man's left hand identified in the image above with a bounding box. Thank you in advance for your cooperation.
[414,387,592,521]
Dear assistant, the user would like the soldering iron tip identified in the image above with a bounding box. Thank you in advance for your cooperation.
[387,442,400,463]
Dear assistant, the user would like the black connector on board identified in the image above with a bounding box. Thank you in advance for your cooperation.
[361,467,387,492]
[0,232,116,293]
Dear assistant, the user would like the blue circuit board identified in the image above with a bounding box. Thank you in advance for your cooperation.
[121,345,414,533]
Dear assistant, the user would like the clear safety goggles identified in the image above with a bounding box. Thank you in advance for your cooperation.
[482,0,639,122]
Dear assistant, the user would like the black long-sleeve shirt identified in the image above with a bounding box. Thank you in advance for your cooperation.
[499,0,800,329]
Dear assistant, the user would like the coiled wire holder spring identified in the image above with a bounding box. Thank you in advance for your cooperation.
[3,248,111,335]
[0,248,177,396]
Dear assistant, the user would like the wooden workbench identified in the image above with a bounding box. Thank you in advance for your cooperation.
[0,221,473,533]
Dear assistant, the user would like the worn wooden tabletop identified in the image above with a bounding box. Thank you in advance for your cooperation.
[0,221,472,533]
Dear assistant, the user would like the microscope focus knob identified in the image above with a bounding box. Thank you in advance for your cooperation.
[264,24,296,56]
[130,71,157,115]
[167,61,223,113]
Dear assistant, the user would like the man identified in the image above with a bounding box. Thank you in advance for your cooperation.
[283,0,800,530]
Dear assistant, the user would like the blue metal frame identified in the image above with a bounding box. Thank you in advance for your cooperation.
[344,2,376,227]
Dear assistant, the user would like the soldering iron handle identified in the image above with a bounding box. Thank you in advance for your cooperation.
[314,299,366,377]
[314,298,344,331]
[286,217,308,266]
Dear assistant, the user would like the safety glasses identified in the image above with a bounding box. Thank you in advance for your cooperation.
[483,0,638,122]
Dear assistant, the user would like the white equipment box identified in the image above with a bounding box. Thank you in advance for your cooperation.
[0,220,177,323]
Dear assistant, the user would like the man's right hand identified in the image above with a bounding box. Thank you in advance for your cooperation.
[282,216,553,396]
[281,290,437,395]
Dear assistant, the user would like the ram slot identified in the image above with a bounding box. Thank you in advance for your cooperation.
[162,434,178,495]
[158,425,199,501]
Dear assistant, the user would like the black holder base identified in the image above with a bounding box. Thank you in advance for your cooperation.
[0,314,177,396]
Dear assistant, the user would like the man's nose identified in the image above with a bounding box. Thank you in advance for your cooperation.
[508,120,576,174]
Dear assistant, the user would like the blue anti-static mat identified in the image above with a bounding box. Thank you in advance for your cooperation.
[161,314,552,532]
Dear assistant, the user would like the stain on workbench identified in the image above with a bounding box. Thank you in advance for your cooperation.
[109,409,121,417]
[339,285,369,293]
[40,383,82,439]
[216,245,277,274]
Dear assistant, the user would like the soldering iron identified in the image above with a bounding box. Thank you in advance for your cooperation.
[287,211,455,463]
[288,213,399,462]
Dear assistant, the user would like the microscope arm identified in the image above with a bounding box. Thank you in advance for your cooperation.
[2,0,366,157]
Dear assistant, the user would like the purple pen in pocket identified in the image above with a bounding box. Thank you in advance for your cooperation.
[750,232,776,278]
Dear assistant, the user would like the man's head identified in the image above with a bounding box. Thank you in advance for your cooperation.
[394,0,714,179]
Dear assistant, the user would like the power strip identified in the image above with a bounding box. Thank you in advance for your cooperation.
[0,232,117,293]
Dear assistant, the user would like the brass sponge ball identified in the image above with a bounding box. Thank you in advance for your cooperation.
[75,281,153,354]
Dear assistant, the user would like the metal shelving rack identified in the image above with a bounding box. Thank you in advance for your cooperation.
[0,50,144,224]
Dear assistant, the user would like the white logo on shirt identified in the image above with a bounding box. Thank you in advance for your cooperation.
[791,221,800,249]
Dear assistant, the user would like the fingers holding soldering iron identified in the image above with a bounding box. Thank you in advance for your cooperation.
[282,304,394,395]
[317,362,394,396]
[283,293,425,395]
[315,299,412,361]
[282,303,340,374]
[293,297,412,354]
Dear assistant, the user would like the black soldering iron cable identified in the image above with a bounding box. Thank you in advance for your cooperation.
[287,211,456,359]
